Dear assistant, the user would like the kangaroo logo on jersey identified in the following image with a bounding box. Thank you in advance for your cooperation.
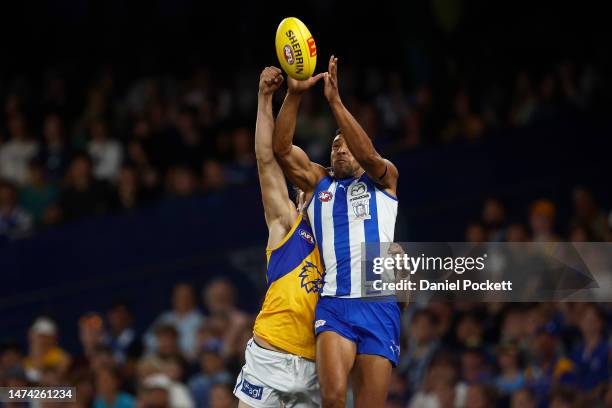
[350,182,367,196]
[299,229,314,245]
[299,261,324,294]
[318,191,333,202]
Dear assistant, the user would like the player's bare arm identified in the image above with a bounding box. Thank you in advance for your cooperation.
[323,55,399,195]
[273,74,328,194]
[255,66,296,248]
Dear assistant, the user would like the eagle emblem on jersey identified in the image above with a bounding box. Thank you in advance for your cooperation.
[349,182,371,220]
[299,261,324,294]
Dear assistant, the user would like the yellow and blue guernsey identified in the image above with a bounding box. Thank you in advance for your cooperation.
[253,214,324,360]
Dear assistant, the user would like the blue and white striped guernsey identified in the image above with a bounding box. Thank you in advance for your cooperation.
[306,172,398,298]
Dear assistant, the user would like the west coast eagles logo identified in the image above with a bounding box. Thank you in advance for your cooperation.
[299,261,324,294]
[349,182,371,220]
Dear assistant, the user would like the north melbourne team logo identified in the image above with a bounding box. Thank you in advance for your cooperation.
[299,261,324,294]
[349,182,371,220]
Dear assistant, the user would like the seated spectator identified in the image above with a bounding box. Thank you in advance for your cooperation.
[570,304,609,393]
[529,199,560,242]
[188,340,232,408]
[455,313,485,349]
[88,120,123,181]
[481,197,507,241]
[0,180,33,240]
[77,312,105,367]
[94,367,135,408]
[0,114,39,185]
[510,388,537,408]
[409,354,467,408]
[110,165,144,211]
[201,160,227,194]
[202,279,249,358]
[18,159,60,226]
[165,166,198,198]
[60,153,111,221]
[495,342,526,395]
[399,309,440,391]
[153,324,182,360]
[145,283,204,361]
[38,114,72,182]
[138,370,194,408]
[23,317,71,382]
[464,384,498,408]
[460,348,492,384]
[549,386,579,408]
[104,301,139,364]
[525,323,576,405]
[571,187,608,240]
[208,383,235,408]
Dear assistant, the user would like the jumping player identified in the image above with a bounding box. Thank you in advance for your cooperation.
[273,56,400,407]
[233,66,324,407]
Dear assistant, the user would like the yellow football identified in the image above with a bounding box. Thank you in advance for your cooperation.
[275,17,317,80]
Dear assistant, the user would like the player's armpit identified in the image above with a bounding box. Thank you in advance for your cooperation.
[274,144,328,193]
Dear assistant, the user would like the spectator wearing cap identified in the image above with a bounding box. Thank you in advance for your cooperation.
[139,371,194,408]
[23,317,71,382]
[525,322,576,406]
[188,339,231,408]
[145,283,204,362]
[94,367,135,408]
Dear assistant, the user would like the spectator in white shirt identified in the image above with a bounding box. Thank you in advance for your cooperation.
[87,120,123,181]
[0,115,39,186]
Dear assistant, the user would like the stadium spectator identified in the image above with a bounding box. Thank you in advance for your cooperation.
[152,325,181,361]
[571,187,608,240]
[165,166,198,198]
[38,114,72,182]
[145,283,204,361]
[59,153,111,221]
[0,180,33,239]
[18,159,60,225]
[94,367,135,408]
[464,384,498,408]
[510,388,537,408]
[207,383,235,408]
[22,317,71,382]
[78,312,105,363]
[570,304,610,393]
[201,160,226,194]
[0,114,39,185]
[187,339,232,408]
[110,165,144,211]
[481,197,507,241]
[494,342,526,395]
[88,120,123,182]
[525,322,576,405]
[460,348,491,384]
[529,199,560,242]
[201,279,248,358]
[104,301,139,364]
[399,309,441,391]
[548,386,579,408]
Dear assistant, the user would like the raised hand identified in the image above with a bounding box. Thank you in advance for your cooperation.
[259,66,284,96]
[323,55,341,104]
[287,72,325,95]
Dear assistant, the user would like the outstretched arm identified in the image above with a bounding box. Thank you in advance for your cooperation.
[255,67,296,245]
[323,56,399,195]
[273,75,328,194]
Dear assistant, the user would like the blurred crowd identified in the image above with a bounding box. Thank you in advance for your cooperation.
[0,59,607,240]
[0,280,610,408]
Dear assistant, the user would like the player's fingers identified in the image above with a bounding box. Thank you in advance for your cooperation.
[311,72,325,84]
[270,66,282,74]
